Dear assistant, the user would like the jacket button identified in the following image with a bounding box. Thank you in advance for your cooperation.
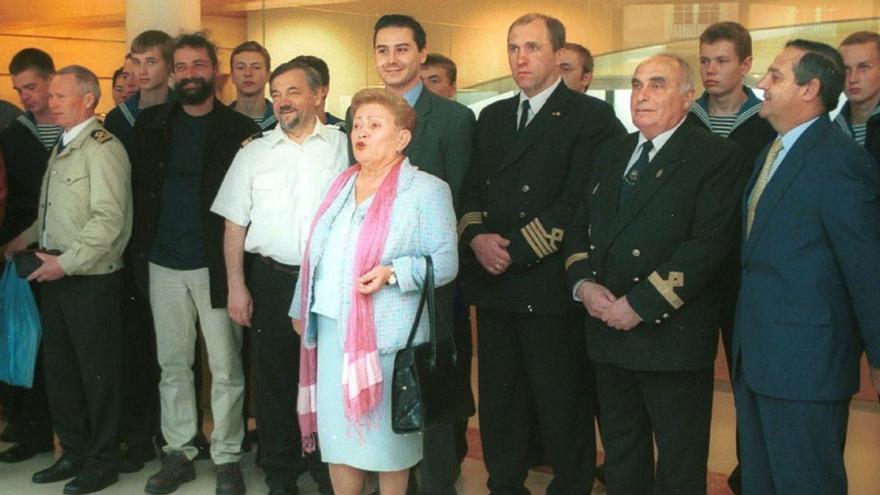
[519,212,526,218]
[158,161,165,168]
[632,249,641,257]
[522,185,530,192]
[633,277,640,282]
[655,319,662,325]
[150,193,157,199]
[485,179,490,186]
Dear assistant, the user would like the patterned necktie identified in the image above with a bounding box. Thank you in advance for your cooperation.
[746,137,784,237]
[618,140,653,209]
[518,99,531,132]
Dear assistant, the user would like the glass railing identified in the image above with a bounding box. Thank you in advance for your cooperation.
[461,17,880,104]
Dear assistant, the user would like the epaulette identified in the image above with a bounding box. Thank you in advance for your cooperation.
[91,129,113,143]
[241,131,263,148]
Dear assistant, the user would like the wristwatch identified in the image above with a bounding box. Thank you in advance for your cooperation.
[386,266,398,286]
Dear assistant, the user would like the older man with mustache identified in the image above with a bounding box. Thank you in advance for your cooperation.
[211,58,347,495]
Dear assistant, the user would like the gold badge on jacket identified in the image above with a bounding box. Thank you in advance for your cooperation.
[91,129,112,143]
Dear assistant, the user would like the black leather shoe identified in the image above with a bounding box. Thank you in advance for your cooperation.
[118,450,145,474]
[0,443,53,463]
[216,462,245,495]
[63,463,118,495]
[32,456,84,484]
[145,452,196,494]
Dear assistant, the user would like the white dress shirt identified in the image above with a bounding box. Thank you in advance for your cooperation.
[211,118,348,265]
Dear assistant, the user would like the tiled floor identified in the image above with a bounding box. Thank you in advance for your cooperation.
[2,382,879,494]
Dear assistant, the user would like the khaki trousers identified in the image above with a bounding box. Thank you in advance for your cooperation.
[149,262,244,464]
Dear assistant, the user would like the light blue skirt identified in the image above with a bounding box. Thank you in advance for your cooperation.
[315,315,423,471]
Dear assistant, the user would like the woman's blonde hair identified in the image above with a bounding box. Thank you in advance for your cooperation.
[350,88,417,133]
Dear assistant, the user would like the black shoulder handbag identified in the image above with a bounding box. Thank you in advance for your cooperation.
[391,256,476,433]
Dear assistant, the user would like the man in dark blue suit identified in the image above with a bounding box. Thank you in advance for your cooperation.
[734,39,880,494]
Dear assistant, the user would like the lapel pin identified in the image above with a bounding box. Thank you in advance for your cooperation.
[552,111,561,117]
[656,169,664,178]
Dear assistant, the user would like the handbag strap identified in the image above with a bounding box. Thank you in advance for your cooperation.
[405,256,434,349]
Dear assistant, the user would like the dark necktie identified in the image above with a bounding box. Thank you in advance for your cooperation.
[518,99,530,132]
[618,140,653,209]
[55,139,66,155]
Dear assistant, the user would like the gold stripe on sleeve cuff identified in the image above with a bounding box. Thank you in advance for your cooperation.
[524,222,553,257]
[533,218,564,253]
[457,212,483,237]
[565,252,589,271]
[521,225,549,258]
[647,271,685,309]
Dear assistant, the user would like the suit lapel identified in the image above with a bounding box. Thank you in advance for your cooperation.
[605,124,691,245]
[496,84,571,174]
[410,89,432,155]
[592,134,637,257]
[743,117,827,258]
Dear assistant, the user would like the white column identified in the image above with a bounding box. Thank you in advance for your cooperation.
[125,0,201,47]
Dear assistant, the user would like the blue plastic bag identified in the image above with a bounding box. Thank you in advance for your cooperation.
[0,260,42,388]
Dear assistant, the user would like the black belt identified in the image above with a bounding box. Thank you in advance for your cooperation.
[258,255,300,275]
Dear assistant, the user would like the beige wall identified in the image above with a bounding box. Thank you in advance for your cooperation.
[1,1,880,116]
[0,15,246,115]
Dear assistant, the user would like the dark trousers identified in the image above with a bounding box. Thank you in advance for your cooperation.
[0,347,53,448]
[594,362,713,495]
[249,259,328,489]
[419,282,473,495]
[40,271,123,465]
[477,308,594,495]
[119,265,160,452]
[733,369,849,495]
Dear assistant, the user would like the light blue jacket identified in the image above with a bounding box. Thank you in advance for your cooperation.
[291,159,458,353]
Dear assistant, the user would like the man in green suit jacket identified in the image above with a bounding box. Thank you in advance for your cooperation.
[344,13,476,495]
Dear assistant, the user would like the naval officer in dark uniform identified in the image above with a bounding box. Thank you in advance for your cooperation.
[565,54,747,495]
[458,12,624,494]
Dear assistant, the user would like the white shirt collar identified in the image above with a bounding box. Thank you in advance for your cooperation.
[267,116,329,147]
[636,116,687,155]
[518,77,562,116]
[61,116,96,146]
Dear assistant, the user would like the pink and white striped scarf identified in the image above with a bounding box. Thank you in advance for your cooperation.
[297,158,403,452]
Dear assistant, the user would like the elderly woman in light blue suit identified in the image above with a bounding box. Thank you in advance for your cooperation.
[290,88,457,495]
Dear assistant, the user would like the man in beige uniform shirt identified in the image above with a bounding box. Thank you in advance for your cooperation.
[4,65,132,495]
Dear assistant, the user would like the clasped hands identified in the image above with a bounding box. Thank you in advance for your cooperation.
[471,233,511,276]
[577,281,642,331]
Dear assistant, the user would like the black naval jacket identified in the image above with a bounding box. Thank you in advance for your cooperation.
[458,82,625,315]
[565,121,748,370]
[0,115,52,245]
[129,100,260,308]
